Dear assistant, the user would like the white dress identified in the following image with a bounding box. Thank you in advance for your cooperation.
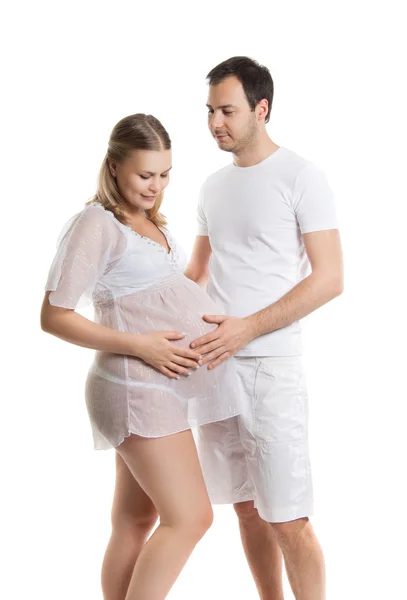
[45,203,241,450]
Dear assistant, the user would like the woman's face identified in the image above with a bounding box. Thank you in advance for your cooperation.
[111,149,172,213]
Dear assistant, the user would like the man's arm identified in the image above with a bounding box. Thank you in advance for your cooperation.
[191,229,344,368]
[247,228,343,337]
[184,235,212,288]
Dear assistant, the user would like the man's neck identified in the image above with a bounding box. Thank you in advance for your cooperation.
[233,133,280,168]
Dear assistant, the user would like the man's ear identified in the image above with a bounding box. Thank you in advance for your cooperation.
[256,99,269,121]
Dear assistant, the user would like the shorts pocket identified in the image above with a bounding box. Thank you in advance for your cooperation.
[253,357,308,446]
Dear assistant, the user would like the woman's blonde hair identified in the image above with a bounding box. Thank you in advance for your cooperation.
[87,113,170,227]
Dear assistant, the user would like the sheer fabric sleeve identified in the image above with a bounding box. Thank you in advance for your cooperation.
[45,205,124,309]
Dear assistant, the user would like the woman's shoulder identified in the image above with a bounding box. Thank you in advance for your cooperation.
[75,202,127,235]
[54,203,127,255]
[81,201,115,222]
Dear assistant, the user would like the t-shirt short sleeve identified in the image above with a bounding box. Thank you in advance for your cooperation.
[196,184,209,236]
[45,205,124,309]
[291,164,338,234]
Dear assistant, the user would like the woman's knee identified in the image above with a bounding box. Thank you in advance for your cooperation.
[199,502,214,533]
[187,499,214,537]
[165,501,214,541]
[186,505,214,540]
[111,505,158,540]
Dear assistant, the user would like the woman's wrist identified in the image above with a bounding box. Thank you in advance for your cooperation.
[121,332,146,358]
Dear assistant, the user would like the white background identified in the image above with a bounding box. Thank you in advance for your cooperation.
[2,1,406,598]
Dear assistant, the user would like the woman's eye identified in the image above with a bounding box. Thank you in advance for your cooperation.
[140,175,150,180]
[161,173,169,179]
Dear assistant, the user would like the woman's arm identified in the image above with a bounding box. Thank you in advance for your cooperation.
[41,292,139,354]
[41,293,201,379]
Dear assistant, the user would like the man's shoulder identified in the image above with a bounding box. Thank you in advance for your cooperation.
[200,148,321,192]
[200,162,234,191]
[275,147,315,177]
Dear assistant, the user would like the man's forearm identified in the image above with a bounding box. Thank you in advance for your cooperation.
[245,271,343,339]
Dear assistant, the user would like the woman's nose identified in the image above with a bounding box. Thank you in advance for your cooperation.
[149,180,160,193]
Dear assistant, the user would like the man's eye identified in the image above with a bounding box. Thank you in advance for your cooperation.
[223,111,233,115]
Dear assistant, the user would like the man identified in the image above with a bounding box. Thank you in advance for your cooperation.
[185,57,343,600]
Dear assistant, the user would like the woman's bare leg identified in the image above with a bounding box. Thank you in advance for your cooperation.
[116,429,213,600]
[101,452,158,600]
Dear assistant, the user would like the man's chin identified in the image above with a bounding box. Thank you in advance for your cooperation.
[217,140,234,153]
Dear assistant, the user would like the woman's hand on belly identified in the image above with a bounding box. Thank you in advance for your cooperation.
[132,331,202,379]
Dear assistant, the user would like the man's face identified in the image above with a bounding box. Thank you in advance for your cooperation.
[207,76,258,154]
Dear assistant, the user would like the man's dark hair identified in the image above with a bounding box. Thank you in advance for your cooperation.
[207,56,274,123]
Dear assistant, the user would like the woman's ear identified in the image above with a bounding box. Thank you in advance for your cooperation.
[108,159,117,177]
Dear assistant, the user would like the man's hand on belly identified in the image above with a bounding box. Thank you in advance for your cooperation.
[190,315,255,369]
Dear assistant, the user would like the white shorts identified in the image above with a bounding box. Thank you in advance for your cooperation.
[195,356,314,523]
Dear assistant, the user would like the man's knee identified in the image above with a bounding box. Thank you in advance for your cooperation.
[270,517,310,548]
[233,500,259,522]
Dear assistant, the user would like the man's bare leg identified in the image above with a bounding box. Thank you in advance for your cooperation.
[270,518,325,600]
[234,501,284,600]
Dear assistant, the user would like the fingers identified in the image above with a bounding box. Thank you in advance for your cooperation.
[167,362,192,376]
[171,355,200,369]
[191,330,219,349]
[202,314,227,324]
[207,351,231,370]
[199,346,227,366]
[163,330,187,340]
[160,354,201,379]
[194,339,222,356]
[161,366,181,380]
[170,344,202,361]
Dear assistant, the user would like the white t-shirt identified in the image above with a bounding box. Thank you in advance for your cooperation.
[196,147,338,356]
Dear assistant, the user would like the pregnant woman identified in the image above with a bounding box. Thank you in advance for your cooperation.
[41,113,241,600]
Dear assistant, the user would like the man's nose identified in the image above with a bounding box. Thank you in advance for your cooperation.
[210,111,224,130]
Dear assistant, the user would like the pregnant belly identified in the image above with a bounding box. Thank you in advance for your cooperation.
[118,276,220,337]
[95,276,221,379]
